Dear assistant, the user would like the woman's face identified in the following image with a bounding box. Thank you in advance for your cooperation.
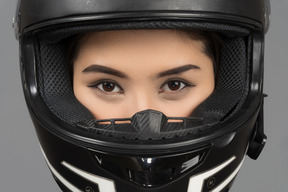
[73,30,215,119]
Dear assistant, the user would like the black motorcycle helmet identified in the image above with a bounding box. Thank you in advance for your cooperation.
[14,0,270,191]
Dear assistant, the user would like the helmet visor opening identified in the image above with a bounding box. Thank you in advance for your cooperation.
[34,20,250,142]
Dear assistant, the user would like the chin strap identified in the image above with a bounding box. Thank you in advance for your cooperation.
[247,94,267,160]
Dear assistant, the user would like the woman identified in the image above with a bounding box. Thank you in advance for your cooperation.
[70,30,220,119]
[14,0,270,191]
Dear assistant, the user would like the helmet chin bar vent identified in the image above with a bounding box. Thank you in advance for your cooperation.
[77,109,207,140]
[89,147,209,187]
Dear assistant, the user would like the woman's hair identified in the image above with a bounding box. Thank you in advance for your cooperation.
[65,29,223,82]
[176,29,223,82]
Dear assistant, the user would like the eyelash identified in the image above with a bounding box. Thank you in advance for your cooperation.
[88,79,194,95]
[88,80,124,94]
[159,78,194,94]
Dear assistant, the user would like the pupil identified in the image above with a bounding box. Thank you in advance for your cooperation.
[103,82,115,92]
[168,81,180,91]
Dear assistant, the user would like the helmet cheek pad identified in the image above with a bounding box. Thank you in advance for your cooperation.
[21,20,265,192]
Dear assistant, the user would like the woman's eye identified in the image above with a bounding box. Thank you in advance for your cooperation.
[90,81,123,93]
[160,80,191,92]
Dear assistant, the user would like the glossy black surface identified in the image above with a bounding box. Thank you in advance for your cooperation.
[16,0,270,36]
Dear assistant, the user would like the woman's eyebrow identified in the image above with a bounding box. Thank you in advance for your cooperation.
[157,64,201,78]
[82,64,128,78]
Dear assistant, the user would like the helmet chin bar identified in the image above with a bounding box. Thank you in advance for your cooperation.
[89,147,209,187]
[40,139,245,192]
[77,109,216,141]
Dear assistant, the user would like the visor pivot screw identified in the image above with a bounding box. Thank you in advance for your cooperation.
[207,177,216,188]
[85,186,94,192]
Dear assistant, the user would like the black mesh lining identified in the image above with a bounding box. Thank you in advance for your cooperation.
[199,37,248,123]
[35,20,249,128]
[37,38,94,125]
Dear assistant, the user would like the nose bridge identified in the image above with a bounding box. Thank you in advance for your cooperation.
[130,88,157,113]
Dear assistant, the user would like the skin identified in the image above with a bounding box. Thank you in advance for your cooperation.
[73,30,215,119]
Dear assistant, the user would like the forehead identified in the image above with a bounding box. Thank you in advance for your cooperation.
[78,29,204,53]
[74,29,211,75]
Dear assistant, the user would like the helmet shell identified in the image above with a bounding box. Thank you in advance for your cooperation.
[14,0,270,191]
